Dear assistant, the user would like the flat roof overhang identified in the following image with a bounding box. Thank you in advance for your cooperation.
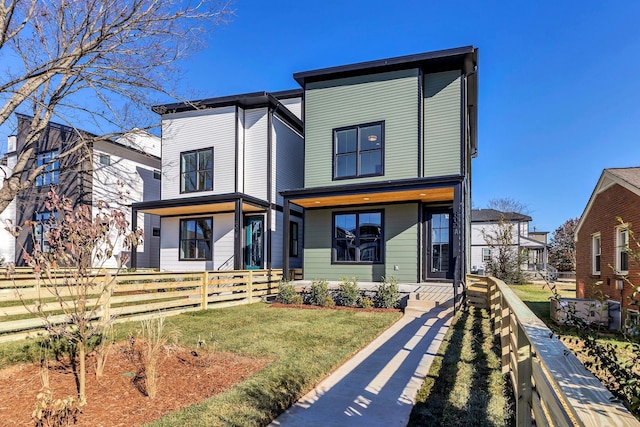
[281,177,460,209]
[132,193,268,216]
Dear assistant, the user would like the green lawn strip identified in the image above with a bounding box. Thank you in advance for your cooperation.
[408,307,511,427]
[143,303,401,427]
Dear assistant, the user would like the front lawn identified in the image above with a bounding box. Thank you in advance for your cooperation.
[0,303,402,426]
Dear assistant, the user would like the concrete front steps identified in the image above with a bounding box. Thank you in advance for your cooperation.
[404,284,456,315]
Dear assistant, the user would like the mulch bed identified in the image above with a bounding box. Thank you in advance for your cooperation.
[0,343,270,426]
[269,302,402,313]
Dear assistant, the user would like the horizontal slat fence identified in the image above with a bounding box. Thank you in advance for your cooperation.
[0,268,301,344]
[465,274,640,427]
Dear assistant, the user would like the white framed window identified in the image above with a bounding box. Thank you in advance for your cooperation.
[592,233,601,275]
[616,226,629,273]
[482,248,491,262]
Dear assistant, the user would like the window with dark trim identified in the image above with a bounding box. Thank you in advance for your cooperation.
[152,227,160,237]
[180,148,213,193]
[34,211,57,252]
[333,122,383,179]
[99,154,111,165]
[333,211,383,263]
[290,222,299,257]
[153,169,161,180]
[179,218,212,260]
[482,248,491,262]
[36,150,59,186]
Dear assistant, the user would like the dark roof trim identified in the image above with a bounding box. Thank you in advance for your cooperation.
[293,46,477,86]
[152,90,302,134]
[131,192,269,211]
[471,208,532,222]
[280,175,463,199]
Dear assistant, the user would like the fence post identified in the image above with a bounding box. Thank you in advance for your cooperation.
[202,271,209,310]
[247,270,253,303]
[101,273,112,327]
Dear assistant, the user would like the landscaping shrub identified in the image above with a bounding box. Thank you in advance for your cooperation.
[308,280,330,306]
[290,294,303,305]
[323,296,336,307]
[276,281,299,304]
[361,297,374,309]
[376,276,400,309]
[338,277,360,307]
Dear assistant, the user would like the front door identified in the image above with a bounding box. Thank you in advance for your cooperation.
[245,216,264,270]
[424,208,453,280]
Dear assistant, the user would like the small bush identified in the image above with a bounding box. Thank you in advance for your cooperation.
[290,295,303,305]
[276,281,299,304]
[376,276,400,309]
[361,297,374,309]
[309,280,330,306]
[338,277,360,307]
[323,296,336,307]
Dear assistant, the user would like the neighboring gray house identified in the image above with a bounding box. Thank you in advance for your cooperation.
[471,208,549,274]
[132,90,304,272]
[0,114,161,268]
[281,46,479,284]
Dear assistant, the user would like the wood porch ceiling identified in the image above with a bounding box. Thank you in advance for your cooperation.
[135,201,264,216]
[290,186,454,208]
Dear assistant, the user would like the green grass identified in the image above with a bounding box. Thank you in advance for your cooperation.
[0,303,401,426]
[507,281,575,325]
[408,307,513,427]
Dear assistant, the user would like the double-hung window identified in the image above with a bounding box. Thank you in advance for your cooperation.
[592,233,601,275]
[334,122,383,179]
[179,218,212,260]
[616,227,629,273]
[333,211,383,263]
[36,150,59,186]
[180,148,213,193]
[482,248,491,263]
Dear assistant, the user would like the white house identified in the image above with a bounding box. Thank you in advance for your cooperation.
[471,208,549,273]
[132,90,304,272]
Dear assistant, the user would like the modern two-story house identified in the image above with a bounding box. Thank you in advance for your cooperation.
[131,90,304,271]
[0,113,161,268]
[281,46,479,284]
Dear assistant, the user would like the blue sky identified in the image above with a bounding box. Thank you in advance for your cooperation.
[3,1,640,234]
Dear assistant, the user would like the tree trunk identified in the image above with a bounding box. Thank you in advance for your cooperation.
[78,341,87,405]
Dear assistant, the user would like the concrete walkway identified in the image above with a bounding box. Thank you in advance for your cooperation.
[269,306,454,427]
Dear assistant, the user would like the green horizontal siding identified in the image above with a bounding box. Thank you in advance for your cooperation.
[303,204,418,282]
[423,70,462,177]
[305,69,419,188]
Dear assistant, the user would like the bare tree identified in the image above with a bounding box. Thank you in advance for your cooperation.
[487,197,529,215]
[0,0,232,213]
[549,218,578,272]
[481,215,526,284]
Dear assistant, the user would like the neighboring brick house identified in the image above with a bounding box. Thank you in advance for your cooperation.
[575,167,640,314]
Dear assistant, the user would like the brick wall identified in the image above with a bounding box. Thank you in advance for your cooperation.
[576,183,640,311]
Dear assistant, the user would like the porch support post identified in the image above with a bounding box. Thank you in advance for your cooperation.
[283,197,290,280]
[130,208,138,270]
[234,198,243,270]
[453,182,463,289]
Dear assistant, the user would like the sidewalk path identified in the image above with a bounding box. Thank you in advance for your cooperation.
[269,306,454,427]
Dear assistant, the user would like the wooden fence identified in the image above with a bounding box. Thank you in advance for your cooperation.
[465,274,639,426]
[0,268,302,344]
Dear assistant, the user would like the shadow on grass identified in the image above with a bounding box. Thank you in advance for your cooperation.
[408,308,514,427]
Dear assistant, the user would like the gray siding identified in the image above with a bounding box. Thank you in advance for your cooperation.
[273,116,303,204]
[161,107,236,200]
[423,71,462,177]
[244,108,268,200]
[303,204,418,282]
[305,69,419,187]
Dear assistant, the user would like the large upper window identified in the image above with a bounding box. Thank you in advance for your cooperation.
[180,148,213,193]
[36,150,59,186]
[179,218,212,260]
[616,227,629,273]
[592,233,601,275]
[333,211,383,263]
[334,122,383,179]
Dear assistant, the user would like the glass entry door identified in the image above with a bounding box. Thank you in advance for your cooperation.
[245,216,264,270]
[425,209,453,280]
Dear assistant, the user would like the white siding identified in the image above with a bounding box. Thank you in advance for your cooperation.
[0,158,16,264]
[243,108,268,200]
[272,116,303,204]
[161,106,236,199]
[212,213,235,270]
[279,97,302,120]
[92,142,161,269]
[236,107,245,193]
